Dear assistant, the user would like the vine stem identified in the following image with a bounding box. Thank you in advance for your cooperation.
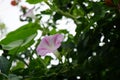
[44,0,78,24]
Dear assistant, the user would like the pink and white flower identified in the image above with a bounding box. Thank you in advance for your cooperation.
[36,34,64,56]
[23,6,36,19]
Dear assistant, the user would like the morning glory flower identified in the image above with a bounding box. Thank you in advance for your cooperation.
[23,6,36,19]
[36,34,64,56]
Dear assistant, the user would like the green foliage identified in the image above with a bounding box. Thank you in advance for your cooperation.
[26,0,43,4]
[8,74,21,80]
[0,22,40,55]
[0,0,120,80]
[0,56,10,74]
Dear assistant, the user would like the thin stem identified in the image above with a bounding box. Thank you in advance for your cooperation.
[44,0,78,23]
[16,55,29,67]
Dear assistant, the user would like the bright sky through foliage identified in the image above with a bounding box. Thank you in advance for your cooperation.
[0,0,27,33]
[0,0,76,35]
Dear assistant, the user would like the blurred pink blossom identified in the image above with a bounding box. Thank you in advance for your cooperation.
[36,34,64,56]
[23,6,36,19]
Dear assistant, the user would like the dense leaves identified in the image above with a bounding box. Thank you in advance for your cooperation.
[26,0,43,4]
[0,0,120,80]
[0,56,10,74]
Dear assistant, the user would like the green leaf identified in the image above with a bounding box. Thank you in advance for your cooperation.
[41,9,53,14]
[1,23,39,45]
[11,61,25,71]
[28,58,47,75]
[29,58,46,69]
[0,23,39,54]
[92,2,106,21]
[113,0,119,5]
[26,0,43,4]
[0,56,10,74]
[44,56,53,65]
[58,29,69,34]
[21,34,37,46]
[72,8,84,17]
[1,40,23,50]
[8,74,21,80]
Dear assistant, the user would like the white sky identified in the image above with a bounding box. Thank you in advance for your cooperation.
[0,0,101,35]
[0,0,76,35]
[0,0,28,56]
[0,0,27,33]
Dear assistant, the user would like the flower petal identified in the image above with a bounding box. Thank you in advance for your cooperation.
[36,48,51,56]
[53,34,64,49]
[36,34,64,56]
[38,36,52,49]
[23,6,36,19]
